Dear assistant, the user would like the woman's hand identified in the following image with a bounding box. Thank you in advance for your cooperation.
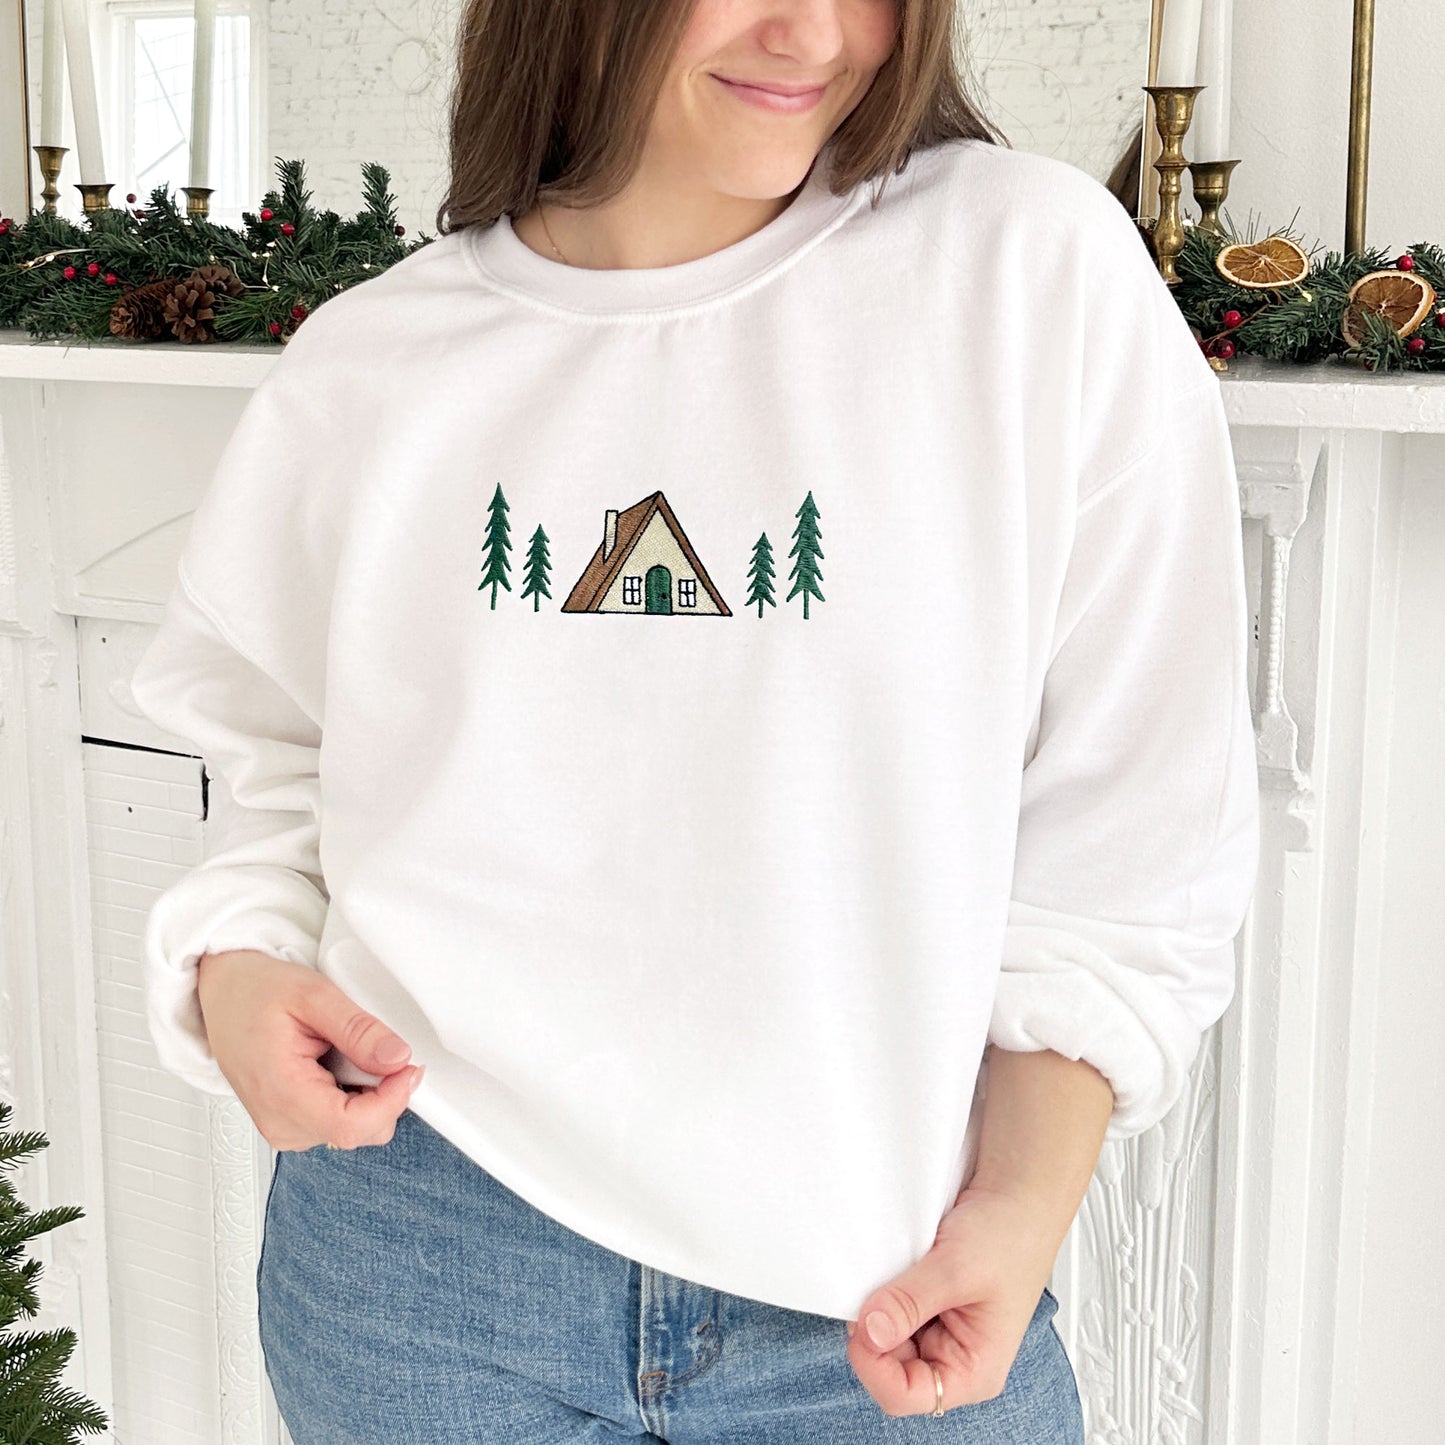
[197,949,424,1152]
[843,1181,1062,1417]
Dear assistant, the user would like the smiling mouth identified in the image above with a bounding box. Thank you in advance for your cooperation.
[714,76,829,98]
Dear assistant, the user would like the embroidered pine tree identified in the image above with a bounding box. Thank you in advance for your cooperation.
[0,1100,109,1442]
[786,490,825,620]
[520,524,552,612]
[745,533,777,617]
[477,484,513,609]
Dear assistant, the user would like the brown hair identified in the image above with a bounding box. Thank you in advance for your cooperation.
[434,0,1011,235]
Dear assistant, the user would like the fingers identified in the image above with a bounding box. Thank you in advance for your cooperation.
[262,1052,423,1152]
[299,972,413,1078]
[844,1310,1014,1416]
[205,952,427,1153]
[323,1062,426,1149]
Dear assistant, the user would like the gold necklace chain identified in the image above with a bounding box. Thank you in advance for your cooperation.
[537,203,570,265]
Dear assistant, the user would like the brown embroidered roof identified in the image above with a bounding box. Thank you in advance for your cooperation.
[561,490,732,614]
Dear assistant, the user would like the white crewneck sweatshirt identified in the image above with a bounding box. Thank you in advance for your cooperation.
[129,135,1261,1321]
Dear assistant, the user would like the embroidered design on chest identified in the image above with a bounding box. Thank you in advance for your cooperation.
[476,486,825,619]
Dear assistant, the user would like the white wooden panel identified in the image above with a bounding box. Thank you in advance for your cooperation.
[84,738,223,1443]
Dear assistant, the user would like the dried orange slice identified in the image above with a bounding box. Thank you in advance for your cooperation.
[1340,269,1436,349]
[1214,235,1310,289]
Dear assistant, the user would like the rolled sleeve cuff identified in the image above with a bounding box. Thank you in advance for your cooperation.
[143,864,329,1100]
[987,901,1237,1140]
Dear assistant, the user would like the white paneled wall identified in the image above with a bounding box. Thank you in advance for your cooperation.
[84,739,222,1444]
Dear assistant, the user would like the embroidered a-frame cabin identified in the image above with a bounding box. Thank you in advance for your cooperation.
[561,491,732,616]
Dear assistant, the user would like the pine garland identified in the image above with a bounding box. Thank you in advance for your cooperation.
[4,157,1444,373]
[1162,212,1445,374]
[0,158,427,345]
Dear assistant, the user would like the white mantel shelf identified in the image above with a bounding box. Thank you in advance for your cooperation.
[0,326,278,387]
[5,326,1445,432]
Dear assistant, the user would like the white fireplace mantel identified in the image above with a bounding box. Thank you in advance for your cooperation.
[0,328,1439,1443]
[7,329,1445,427]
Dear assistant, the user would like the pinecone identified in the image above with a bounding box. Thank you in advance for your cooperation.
[108,279,174,340]
[164,272,219,343]
[193,263,245,299]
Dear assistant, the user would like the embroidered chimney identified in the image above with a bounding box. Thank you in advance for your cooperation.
[603,508,618,561]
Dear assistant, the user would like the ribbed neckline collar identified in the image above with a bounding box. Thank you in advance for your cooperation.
[460,139,868,317]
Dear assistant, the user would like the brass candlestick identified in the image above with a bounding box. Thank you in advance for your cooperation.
[76,182,115,213]
[1143,84,1202,286]
[1345,0,1375,256]
[33,145,68,214]
[1188,158,1242,237]
[181,186,213,219]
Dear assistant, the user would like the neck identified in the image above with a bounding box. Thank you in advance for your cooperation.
[514,161,812,271]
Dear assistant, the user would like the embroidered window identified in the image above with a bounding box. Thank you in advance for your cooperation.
[623,576,641,605]
[678,579,697,607]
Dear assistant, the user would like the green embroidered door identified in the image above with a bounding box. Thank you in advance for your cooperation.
[645,565,673,614]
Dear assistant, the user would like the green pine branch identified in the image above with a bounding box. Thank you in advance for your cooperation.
[0,156,432,345]
[0,1101,108,1442]
[1171,215,1444,373]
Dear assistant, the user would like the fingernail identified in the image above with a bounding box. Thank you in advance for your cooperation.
[377,1038,410,1066]
[865,1311,897,1350]
[408,1065,426,1091]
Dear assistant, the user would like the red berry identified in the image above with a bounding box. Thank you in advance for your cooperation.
[269,320,282,335]
[1436,311,1445,328]
[1407,336,1427,354]
[0,221,8,235]
[126,192,136,203]
[1215,338,1236,360]
[87,261,100,276]
[395,223,405,236]
[260,207,273,221]
[281,221,294,236]
[104,272,117,285]
[290,303,308,320]
[63,265,76,279]
[1222,309,1243,328]
[1398,254,1415,271]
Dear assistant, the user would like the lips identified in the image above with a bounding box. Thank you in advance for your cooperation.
[718,78,827,97]
[712,75,828,113]
[710,76,826,96]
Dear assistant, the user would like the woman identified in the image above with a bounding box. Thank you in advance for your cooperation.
[129,0,1261,1440]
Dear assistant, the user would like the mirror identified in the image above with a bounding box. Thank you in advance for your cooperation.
[7,1,1164,233]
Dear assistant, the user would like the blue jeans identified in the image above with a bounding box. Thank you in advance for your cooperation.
[257,1107,1085,1443]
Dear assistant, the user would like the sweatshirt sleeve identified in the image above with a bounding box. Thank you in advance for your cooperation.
[987,371,1261,1141]
[128,570,329,1099]
[127,316,343,1101]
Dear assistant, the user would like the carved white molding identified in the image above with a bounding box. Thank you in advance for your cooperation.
[1074,1041,1221,1445]
[210,1099,269,1444]
[1235,426,1325,853]
[0,386,118,1434]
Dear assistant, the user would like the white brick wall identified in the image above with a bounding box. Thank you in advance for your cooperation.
[25,0,1149,234]
[267,0,462,235]
[960,0,1152,181]
[83,739,227,1445]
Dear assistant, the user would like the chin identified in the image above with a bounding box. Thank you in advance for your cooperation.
[693,143,825,198]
